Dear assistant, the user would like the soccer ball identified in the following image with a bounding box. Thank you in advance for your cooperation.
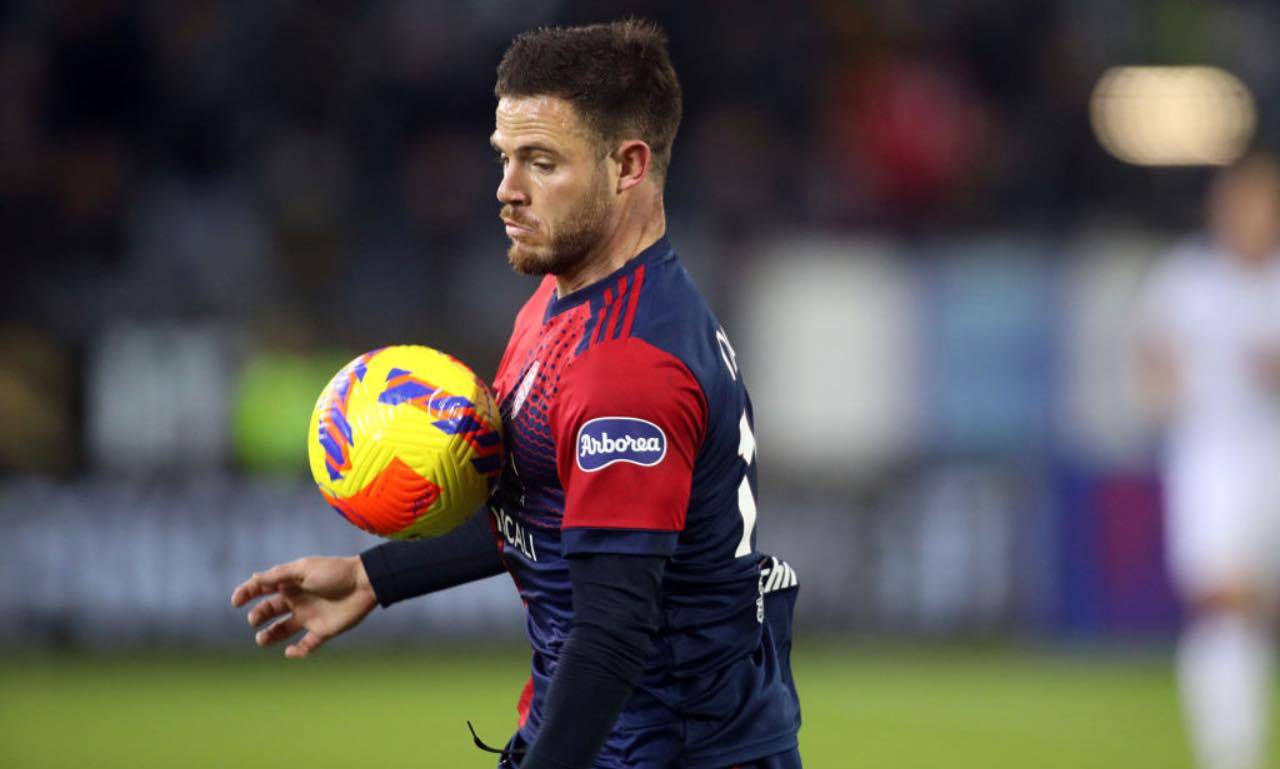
[307,345,503,540]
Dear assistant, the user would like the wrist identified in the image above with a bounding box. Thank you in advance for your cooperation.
[351,555,377,608]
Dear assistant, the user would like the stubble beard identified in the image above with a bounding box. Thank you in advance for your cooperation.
[505,171,612,278]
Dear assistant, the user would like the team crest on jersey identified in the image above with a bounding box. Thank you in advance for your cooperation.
[511,360,539,418]
[576,417,667,472]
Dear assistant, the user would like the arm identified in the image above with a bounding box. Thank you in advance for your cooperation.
[520,552,666,769]
[1134,256,1181,424]
[230,506,504,657]
[1254,345,1280,393]
[526,338,707,764]
[360,506,504,607]
[1137,337,1179,422]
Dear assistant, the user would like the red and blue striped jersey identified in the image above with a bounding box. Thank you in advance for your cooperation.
[489,237,799,767]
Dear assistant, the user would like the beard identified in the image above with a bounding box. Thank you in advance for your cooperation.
[503,170,612,277]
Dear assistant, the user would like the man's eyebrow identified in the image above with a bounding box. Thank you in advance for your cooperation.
[489,138,562,157]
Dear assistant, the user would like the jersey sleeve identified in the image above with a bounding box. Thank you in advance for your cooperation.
[550,337,708,557]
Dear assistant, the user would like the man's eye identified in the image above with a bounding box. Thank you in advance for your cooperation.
[532,161,554,172]
[494,155,508,167]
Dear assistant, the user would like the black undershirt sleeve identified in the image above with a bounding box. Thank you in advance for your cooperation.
[519,552,667,769]
[359,507,505,607]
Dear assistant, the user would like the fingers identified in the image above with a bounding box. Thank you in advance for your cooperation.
[246,594,290,628]
[255,615,303,647]
[231,570,279,607]
[230,560,306,607]
[285,631,327,660]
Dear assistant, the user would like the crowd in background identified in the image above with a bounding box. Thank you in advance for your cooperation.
[7,0,1280,475]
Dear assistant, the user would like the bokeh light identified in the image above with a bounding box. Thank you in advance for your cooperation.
[1091,66,1256,166]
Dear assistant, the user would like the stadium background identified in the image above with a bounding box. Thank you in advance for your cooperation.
[1,1,1277,767]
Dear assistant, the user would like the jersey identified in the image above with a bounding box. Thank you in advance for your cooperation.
[487,236,800,768]
[1140,238,1280,459]
[1139,238,1280,596]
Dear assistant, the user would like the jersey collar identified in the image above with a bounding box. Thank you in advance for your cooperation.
[543,235,673,321]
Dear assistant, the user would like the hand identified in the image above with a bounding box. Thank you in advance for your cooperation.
[1137,340,1179,420]
[1254,347,1280,391]
[230,555,378,659]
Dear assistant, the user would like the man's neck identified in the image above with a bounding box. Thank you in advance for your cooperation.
[555,201,666,297]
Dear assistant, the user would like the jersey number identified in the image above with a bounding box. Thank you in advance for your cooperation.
[717,328,756,558]
[735,411,757,558]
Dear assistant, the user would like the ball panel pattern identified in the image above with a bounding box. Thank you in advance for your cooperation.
[307,345,504,540]
[321,456,443,536]
[309,348,383,486]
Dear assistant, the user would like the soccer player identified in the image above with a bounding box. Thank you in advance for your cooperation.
[1137,153,1280,769]
[231,20,802,769]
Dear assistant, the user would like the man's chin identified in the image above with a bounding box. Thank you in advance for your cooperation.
[507,242,555,276]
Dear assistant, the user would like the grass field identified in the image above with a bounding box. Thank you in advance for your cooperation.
[1,644,1273,768]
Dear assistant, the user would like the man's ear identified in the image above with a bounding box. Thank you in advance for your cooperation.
[613,140,652,193]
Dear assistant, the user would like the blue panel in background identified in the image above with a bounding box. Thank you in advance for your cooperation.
[917,240,1058,454]
[1049,466,1108,636]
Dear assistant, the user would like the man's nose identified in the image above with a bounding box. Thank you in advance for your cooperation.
[496,167,528,206]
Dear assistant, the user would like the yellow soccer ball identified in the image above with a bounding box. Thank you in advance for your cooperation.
[307,345,503,539]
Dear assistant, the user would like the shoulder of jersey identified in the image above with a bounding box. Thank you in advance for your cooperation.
[581,255,734,396]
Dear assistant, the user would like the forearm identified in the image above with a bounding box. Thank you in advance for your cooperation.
[1137,341,1179,422]
[520,553,665,769]
[359,507,504,607]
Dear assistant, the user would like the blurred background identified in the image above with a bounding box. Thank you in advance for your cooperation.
[1,0,1277,767]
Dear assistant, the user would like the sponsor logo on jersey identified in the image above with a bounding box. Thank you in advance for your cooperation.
[576,417,667,472]
[490,505,537,562]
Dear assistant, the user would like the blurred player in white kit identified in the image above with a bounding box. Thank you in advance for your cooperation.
[1139,153,1280,769]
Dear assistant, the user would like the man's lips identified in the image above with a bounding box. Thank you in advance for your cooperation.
[503,218,535,237]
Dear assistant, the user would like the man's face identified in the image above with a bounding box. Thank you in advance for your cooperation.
[491,95,615,276]
[1210,168,1280,265]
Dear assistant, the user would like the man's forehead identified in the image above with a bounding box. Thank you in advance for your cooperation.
[492,95,592,148]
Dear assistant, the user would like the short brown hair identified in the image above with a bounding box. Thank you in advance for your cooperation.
[495,18,683,180]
